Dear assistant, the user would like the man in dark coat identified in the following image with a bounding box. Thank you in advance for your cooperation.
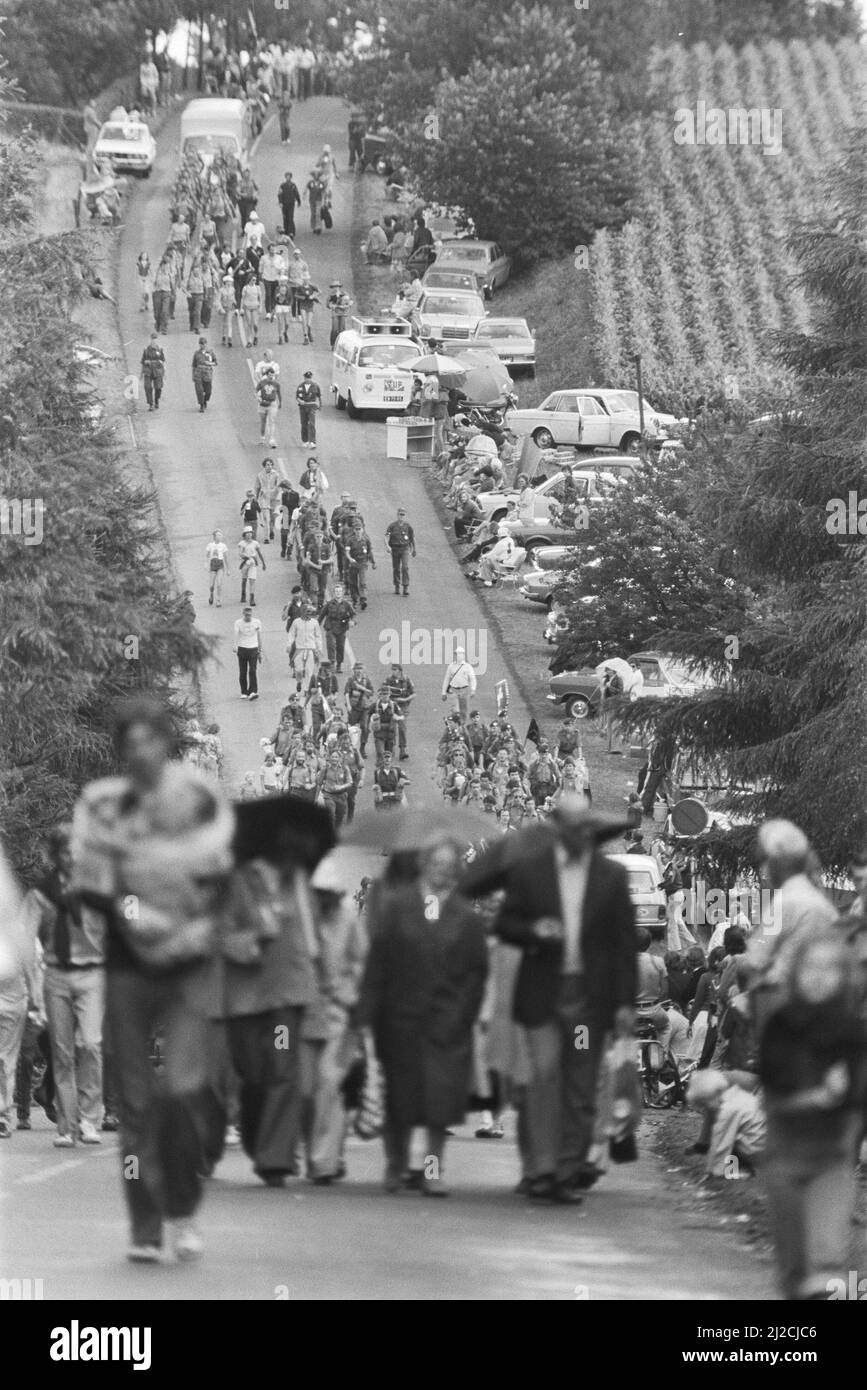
[358,840,487,1195]
[461,796,636,1203]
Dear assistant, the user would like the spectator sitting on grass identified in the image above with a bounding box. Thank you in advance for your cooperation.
[687,1069,765,1181]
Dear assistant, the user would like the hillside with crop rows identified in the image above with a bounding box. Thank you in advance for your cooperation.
[590,39,863,411]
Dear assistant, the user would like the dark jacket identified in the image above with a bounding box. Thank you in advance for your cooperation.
[461,824,636,1029]
[357,883,487,1128]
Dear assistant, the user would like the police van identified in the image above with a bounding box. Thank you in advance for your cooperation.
[331,316,423,418]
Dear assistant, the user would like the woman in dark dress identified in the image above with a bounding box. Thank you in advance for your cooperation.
[358,837,488,1196]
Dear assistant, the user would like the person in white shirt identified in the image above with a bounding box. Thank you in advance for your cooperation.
[205,528,229,606]
[441,646,477,721]
[243,211,265,251]
[286,602,325,694]
[478,526,525,586]
[233,606,263,700]
[254,349,281,384]
[238,526,266,605]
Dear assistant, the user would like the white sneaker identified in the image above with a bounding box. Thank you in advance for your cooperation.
[54,1133,75,1148]
[79,1121,102,1145]
[172,1219,204,1262]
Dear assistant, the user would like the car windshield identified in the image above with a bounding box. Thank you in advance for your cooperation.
[101,124,147,142]
[626,871,657,893]
[421,294,485,315]
[658,657,700,686]
[426,273,477,289]
[357,345,415,368]
[184,133,237,154]
[476,322,527,339]
[439,246,486,262]
[604,390,660,415]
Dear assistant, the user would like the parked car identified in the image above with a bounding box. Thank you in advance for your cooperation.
[509,389,667,453]
[607,853,668,934]
[587,390,684,433]
[471,318,536,375]
[411,289,488,343]
[474,458,640,527]
[421,267,485,296]
[504,470,629,557]
[93,120,156,177]
[547,650,711,719]
[519,566,564,606]
[434,240,511,297]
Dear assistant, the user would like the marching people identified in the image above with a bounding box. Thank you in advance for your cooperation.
[191,336,218,412]
[278,171,301,237]
[358,836,488,1195]
[318,583,355,673]
[255,457,281,542]
[327,281,352,345]
[296,273,320,345]
[461,797,636,1203]
[384,507,416,597]
[205,529,228,607]
[241,275,263,347]
[296,369,322,446]
[238,525,266,606]
[384,662,415,760]
[343,517,375,609]
[255,370,281,449]
[286,599,325,694]
[136,250,151,311]
[70,697,234,1262]
[233,605,263,701]
[372,749,409,808]
[344,661,374,758]
[140,332,165,411]
[23,827,106,1147]
[441,646,477,723]
[218,809,322,1187]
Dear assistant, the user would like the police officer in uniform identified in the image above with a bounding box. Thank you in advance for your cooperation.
[140,332,166,411]
[384,507,416,597]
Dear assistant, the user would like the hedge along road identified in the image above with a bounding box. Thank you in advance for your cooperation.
[115,95,531,854]
[53,95,776,1300]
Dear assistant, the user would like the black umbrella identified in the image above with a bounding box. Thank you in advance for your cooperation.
[231,794,335,871]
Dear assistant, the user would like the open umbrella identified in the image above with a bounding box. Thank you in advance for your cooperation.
[341,803,494,855]
[594,657,639,692]
[404,352,468,378]
[457,364,512,406]
[232,794,335,871]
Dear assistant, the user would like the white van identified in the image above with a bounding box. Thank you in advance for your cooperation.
[180,98,248,167]
[332,317,423,418]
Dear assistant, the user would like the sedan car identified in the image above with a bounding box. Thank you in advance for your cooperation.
[474,457,640,526]
[434,240,511,298]
[471,318,536,375]
[93,120,156,177]
[509,389,666,453]
[410,289,488,343]
[519,566,565,606]
[607,854,668,934]
[547,650,711,719]
[421,267,485,296]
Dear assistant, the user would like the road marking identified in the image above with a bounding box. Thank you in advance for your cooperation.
[13,1148,115,1186]
[248,111,276,164]
[127,417,137,449]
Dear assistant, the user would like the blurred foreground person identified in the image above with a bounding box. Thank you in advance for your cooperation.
[358,837,487,1196]
[71,698,234,1263]
[0,849,42,1139]
[751,821,867,1300]
[461,797,635,1203]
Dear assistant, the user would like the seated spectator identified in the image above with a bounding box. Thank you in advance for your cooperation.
[687,1070,765,1179]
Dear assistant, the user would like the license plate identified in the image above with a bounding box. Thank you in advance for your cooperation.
[383,379,404,393]
[383,396,403,403]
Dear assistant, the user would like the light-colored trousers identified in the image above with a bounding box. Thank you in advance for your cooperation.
[0,994,27,1122]
[44,965,105,1134]
[299,1004,355,1177]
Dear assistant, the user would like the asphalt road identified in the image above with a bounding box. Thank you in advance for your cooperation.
[0,96,774,1301]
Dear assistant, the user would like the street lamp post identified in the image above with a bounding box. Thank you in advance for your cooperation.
[634,353,646,460]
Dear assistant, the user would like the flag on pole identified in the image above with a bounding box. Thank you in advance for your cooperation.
[524,718,541,747]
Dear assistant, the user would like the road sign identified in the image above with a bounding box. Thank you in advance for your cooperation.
[670,797,710,836]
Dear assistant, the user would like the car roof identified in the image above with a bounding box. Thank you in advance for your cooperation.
[440,239,499,250]
[607,853,660,875]
[477,317,530,329]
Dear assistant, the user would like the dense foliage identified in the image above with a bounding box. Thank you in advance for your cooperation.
[0,66,211,880]
[554,132,867,869]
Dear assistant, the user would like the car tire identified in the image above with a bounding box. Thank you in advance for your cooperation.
[346,392,360,420]
[565,694,592,720]
[532,428,554,449]
[335,391,347,411]
[621,432,641,455]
